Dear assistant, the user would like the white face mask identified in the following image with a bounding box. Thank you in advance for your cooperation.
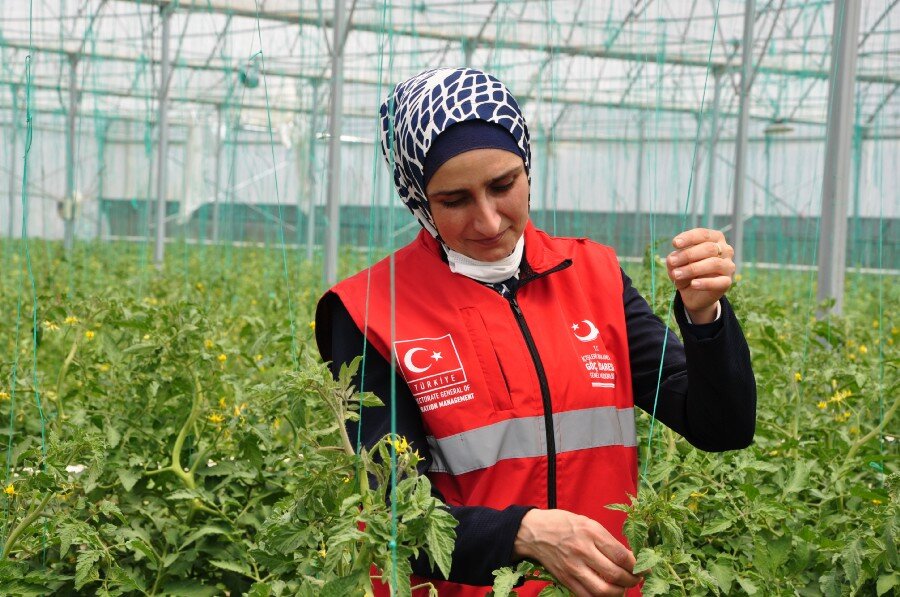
[445,234,524,284]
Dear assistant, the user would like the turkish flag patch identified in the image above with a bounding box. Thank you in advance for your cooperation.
[393,334,467,396]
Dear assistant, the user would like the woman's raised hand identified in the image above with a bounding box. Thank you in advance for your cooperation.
[513,509,641,596]
[666,228,736,323]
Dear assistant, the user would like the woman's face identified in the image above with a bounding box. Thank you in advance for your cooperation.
[425,148,529,262]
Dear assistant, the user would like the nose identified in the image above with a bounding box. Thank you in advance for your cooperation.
[471,195,502,237]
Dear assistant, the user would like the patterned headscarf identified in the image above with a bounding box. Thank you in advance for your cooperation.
[379,67,531,239]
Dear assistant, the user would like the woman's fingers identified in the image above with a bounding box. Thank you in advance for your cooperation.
[669,255,736,286]
[514,509,638,596]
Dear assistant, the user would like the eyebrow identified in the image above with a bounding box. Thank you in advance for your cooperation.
[429,165,523,197]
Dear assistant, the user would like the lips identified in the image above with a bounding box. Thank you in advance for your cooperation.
[472,230,507,246]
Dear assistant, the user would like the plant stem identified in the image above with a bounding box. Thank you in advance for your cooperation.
[53,338,79,424]
[171,374,204,490]
[1,492,54,559]
[846,391,899,461]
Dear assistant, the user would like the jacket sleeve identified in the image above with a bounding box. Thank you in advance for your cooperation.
[622,270,756,451]
[317,293,534,586]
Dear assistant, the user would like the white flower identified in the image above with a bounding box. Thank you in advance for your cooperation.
[886,435,896,443]
[65,464,86,475]
[206,459,218,468]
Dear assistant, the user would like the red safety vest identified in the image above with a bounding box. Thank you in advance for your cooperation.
[327,221,639,596]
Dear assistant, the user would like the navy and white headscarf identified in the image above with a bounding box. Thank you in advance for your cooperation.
[379,67,532,240]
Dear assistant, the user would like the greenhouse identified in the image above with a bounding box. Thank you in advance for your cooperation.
[0,1,897,595]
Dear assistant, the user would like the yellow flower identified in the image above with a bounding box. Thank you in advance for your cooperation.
[208,413,225,424]
[42,320,60,331]
[218,397,227,409]
[343,477,350,484]
[816,401,828,410]
[254,354,263,362]
[872,499,883,506]
[858,344,868,354]
[834,411,851,423]
[64,316,79,325]
[849,426,859,435]
[0,391,9,401]
[3,484,15,496]
[872,319,879,329]
[272,418,281,430]
[794,372,802,382]
[317,548,327,559]
[848,353,856,361]
[734,273,742,282]
[830,389,852,404]
[98,363,110,373]
[195,282,205,292]
[233,402,247,417]
[768,450,779,456]
[390,436,409,454]
[143,334,151,340]
[204,339,215,349]
[84,330,95,341]
[217,353,227,363]
[308,321,316,331]
[892,326,898,336]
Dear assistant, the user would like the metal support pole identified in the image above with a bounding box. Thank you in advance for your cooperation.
[63,53,79,253]
[850,124,864,267]
[306,81,320,261]
[154,4,172,268]
[634,115,645,255]
[212,104,222,243]
[704,69,722,229]
[324,0,346,285]
[96,121,108,240]
[463,39,475,67]
[731,0,755,271]
[817,0,862,314]
[7,85,18,239]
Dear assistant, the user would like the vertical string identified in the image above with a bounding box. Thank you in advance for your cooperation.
[642,0,721,481]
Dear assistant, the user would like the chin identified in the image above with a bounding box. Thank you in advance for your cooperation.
[466,242,516,263]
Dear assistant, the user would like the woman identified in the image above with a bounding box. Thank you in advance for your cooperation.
[315,67,756,597]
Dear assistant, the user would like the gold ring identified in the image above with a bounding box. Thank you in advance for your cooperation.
[716,243,723,258]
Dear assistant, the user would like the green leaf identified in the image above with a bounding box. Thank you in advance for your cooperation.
[105,424,121,449]
[877,573,900,596]
[709,562,734,593]
[209,559,253,578]
[490,566,523,597]
[737,576,759,596]
[75,550,101,590]
[702,517,734,536]
[179,525,230,550]
[424,507,457,579]
[160,581,220,597]
[117,468,140,492]
[537,585,569,597]
[320,570,369,597]
[784,460,812,495]
[128,539,159,566]
[633,548,662,574]
[642,576,670,596]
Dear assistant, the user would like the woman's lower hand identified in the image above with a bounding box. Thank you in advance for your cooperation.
[666,228,736,323]
[513,509,641,596]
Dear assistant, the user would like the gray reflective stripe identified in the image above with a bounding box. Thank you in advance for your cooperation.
[427,406,637,475]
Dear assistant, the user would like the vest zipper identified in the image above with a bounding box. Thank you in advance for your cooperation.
[507,259,572,509]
